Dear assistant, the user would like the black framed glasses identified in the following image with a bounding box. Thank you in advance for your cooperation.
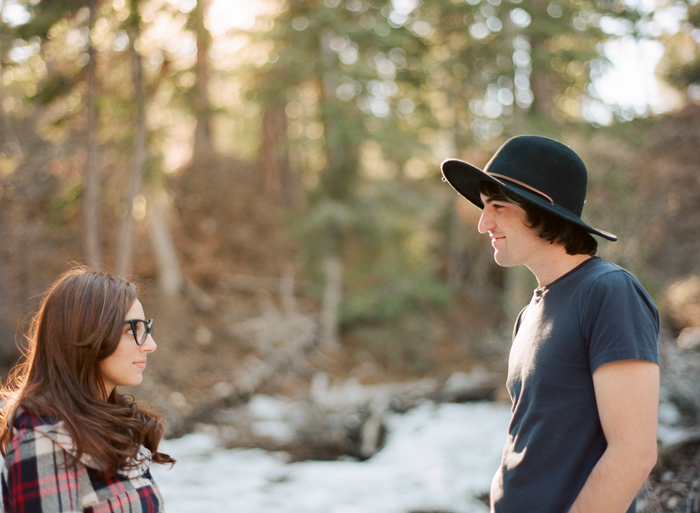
[124,319,154,346]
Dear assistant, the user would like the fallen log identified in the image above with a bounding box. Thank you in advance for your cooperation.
[177,364,500,459]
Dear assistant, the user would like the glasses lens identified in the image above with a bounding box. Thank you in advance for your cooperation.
[136,321,147,345]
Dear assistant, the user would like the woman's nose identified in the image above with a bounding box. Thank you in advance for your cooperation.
[142,333,157,352]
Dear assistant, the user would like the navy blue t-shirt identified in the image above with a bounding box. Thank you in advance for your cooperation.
[490,257,659,513]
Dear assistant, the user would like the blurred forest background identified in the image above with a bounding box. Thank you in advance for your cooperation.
[1,0,700,504]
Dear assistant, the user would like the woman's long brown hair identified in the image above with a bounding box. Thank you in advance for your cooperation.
[0,268,175,478]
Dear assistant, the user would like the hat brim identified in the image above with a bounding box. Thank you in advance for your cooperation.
[441,159,617,242]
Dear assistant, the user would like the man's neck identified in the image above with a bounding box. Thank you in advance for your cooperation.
[526,246,592,289]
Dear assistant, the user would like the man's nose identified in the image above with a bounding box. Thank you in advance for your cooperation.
[478,209,493,234]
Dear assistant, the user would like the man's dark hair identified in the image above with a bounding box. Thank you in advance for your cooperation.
[479,181,598,256]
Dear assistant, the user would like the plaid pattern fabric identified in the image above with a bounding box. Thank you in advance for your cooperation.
[2,411,164,513]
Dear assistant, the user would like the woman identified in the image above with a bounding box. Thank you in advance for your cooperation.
[0,268,174,512]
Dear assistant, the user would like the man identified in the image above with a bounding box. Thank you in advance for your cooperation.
[441,135,659,513]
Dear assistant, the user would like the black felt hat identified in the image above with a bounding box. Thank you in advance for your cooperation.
[441,135,617,241]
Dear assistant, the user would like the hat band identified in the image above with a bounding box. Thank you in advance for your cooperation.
[488,173,554,205]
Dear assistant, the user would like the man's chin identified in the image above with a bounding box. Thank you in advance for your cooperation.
[494,253,519,268]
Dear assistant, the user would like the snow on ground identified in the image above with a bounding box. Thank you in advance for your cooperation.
[152,401,512,513]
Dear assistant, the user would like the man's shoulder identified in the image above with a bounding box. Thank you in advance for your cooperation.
[582,257,624,275]
[578,258,658,318]
[575,258,642,288]
[561,258,656,313]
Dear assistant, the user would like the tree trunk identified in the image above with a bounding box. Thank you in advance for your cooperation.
[259,105,299,207]
[314,29,353,352]
[320,256,342,350]
[115,25,148,277]
[192,0,212,160]
[0,208,11,359]
[84,0,102,269]
[447,201,466,288]
[0,46,10,150]
[529,44,558,120]
[0,19,23,172]
[318,28,358,201]
[147,185,183,296]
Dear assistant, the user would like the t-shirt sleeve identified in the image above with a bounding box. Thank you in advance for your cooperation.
[582,270,660,372]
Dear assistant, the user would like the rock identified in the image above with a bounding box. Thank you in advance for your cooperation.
[678,327,700,350]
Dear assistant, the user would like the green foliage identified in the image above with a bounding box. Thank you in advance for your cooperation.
[16,0,90,40]
[30,71,78,105]
[292,179,451,332]
[340,265,451,325]
[351,315,435,372]
[668,61,700,90]
[656,1,700,93]
[252,0,436,202]
[49,178,83,226]
[257,0,661,361]
[2,0,690,370]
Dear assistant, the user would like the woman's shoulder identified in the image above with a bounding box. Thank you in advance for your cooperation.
[9,408,154,477]
[4,409,69,471]
[13,407,55,426]
[11,408,63,441]
[9,409,111,473]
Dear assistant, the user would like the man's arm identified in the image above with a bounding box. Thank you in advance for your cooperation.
[568,359,659,513]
